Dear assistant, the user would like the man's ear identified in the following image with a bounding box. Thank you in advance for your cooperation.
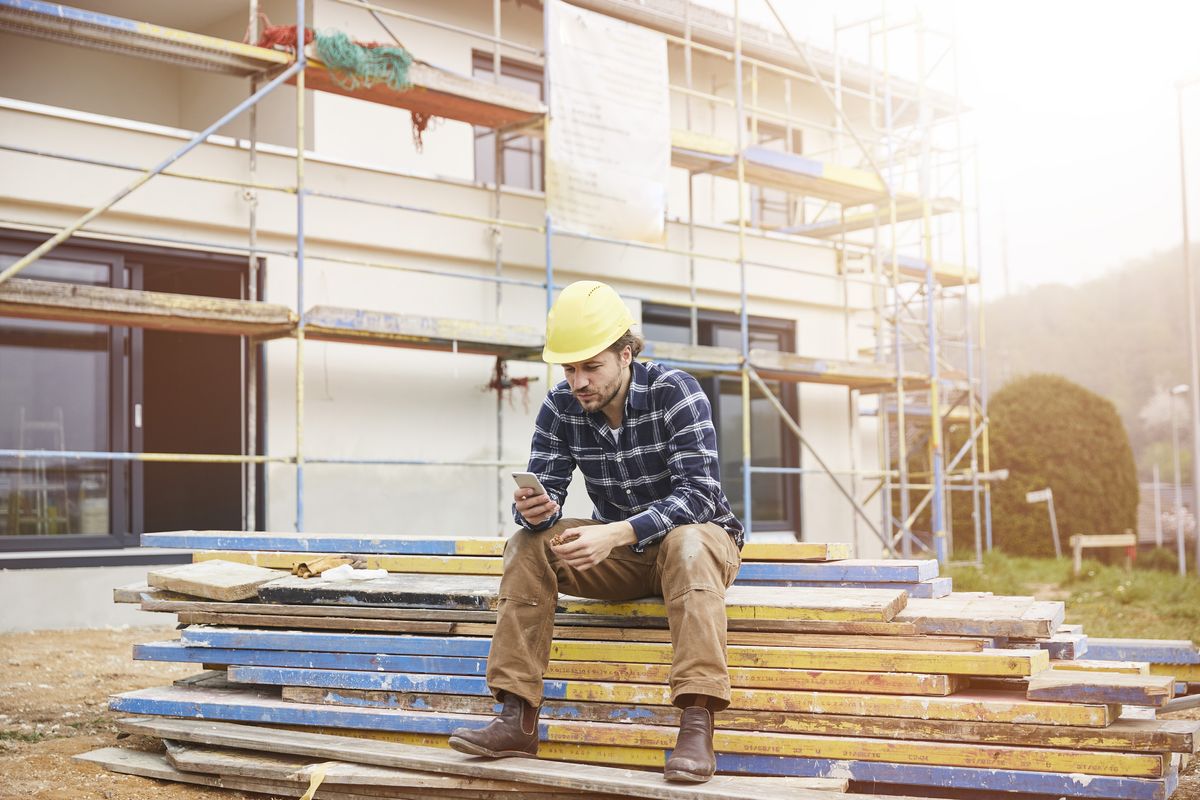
[622,345,633,368]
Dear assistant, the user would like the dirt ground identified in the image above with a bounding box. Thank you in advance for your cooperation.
[0,626,1198,800]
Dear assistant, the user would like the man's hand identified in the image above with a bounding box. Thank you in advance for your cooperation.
[551,521,636,571]
[514,487,559,526]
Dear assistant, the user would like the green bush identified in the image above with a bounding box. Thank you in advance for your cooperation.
[987,374,1138,557]
[1136,546,1179,573]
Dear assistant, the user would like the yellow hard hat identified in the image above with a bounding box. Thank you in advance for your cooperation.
[543,281,635,364]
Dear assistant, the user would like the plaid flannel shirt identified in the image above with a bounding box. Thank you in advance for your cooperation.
[513,360,744,551]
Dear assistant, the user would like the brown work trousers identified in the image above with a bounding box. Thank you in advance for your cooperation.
[485,517,741,711]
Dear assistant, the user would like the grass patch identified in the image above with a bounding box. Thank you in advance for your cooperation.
[944,550,1200,643]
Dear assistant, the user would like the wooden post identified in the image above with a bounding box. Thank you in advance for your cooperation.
[1071,534,1083,577]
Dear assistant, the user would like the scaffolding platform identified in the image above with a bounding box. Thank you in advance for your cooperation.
[0,0,290,76]
[299,54,545,130]
[670,130,887,206]
[301,306,543,359]
[884,254,979,287]
[0,0,546,130]
[0,277,296,337]
[785,196,960,239]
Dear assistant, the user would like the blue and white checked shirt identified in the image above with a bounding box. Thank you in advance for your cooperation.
[513,360,744,551]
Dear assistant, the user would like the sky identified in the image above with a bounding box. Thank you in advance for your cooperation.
[697,0,1200,297]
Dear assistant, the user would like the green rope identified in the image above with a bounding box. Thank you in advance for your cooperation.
[314,30,412,92]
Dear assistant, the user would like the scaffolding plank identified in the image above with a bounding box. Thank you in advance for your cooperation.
[1027,671,1177,708]
[883,254,979,287]
[180,627,1046,677]
[234,665,962,702]
[0,278,296,337]
[0,0,289,76]
[109,686,1165,778]
[147,559,286,602]
[252,575,907,622]
[302,306,543,358]
[172,611,987,651]
[138,642,961,695]
[141,531,852,562]
[299,58,545,130]
[280,684,1199,754]
[116,716,1179,800]
[785,196,960,238]
[1085,638,1200,665]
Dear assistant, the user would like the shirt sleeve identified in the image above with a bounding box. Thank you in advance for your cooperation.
[624,373,722,548]
[512,392,575,532]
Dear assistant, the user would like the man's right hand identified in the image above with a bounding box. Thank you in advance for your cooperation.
[514,487,559,526]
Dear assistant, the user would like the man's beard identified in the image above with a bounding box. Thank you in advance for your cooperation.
[576,369,624,413]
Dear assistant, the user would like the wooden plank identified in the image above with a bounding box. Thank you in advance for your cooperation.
[76,747,595,800]
[1071,533,1138,548]
[301,307,544,359]
[896,596,1064,638]
[1086,638,1200,665]
[1150,663,1200,681]
[181,627,1042,676]
[298,58,545,130]
[0,278,295,337]
[280,685,1200,753]
[110,716,874,800]
[149,532,856,562]
[161,740,582,792]
[108,686,1165,778]
[255,576,908,623]
[1051,659,1150,675]
[117,717,1181,800]
[129,659,1115,725]
[144,642,963,695]
[736,577,951,599]
[235,667,961,704]
[147,559,286,601]
[172,613,990,652]
[133,593,925,635]
[1027,671,1177,707]
[161,740,846,794]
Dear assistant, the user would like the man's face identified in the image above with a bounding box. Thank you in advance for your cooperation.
[563,347,630,414]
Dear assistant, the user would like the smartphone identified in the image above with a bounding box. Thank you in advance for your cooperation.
[512,471,548,497]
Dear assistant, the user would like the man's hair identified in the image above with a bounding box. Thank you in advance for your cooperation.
[608,328,645,360]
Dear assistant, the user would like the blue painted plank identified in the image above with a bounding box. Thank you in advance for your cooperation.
[230,666,539,698]
[180,628,493,656]
[714,755,1176,800]
[1085,639,1200,665]
[109,685,1175,800]
[735,577,951,598]
[140,532,465,554]
[134,641,489,675]
[741,146,824,178]
[735,560,938,583]
[0,0,140,32]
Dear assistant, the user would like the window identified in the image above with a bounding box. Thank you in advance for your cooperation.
[750,121,803,229]
[472,53,544,191]
[642,304,801,536]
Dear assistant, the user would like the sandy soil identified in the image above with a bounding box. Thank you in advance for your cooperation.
[0,626,1197,799]
[0,626,254,800]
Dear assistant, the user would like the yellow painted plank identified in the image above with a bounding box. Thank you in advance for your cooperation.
[670,129,736,157]
[194,551,504,576]
[545,666,962,697]
[1150,663,1200,681]
[1051,660,1151,675]
[192,540,853,563]
[545,640,1046,676]
[543,721,1163,778]
[821,162,886,194]
[560,590,903,623]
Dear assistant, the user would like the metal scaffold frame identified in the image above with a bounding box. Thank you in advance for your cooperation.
[0,0,988,560]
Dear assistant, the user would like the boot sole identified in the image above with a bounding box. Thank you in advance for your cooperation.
[447,736,538,759]
[664,769,713,783]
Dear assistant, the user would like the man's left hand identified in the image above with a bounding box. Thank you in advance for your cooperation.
[551,521,637,571]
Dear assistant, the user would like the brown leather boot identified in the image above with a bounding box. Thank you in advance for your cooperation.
[664,706,716,782]
[447,692,540,758]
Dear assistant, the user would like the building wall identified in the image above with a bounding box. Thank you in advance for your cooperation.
[0,0,886,555]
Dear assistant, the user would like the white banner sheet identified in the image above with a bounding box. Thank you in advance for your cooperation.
[545,0,670,244]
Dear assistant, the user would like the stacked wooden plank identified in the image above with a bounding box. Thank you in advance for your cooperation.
[1086,639,1200,696]
[92,531,1200,800]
